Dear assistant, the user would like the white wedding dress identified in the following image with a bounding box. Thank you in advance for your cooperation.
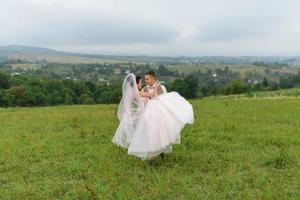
[112,73,194,160]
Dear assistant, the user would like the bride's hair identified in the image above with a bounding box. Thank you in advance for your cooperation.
[136,75,141,84]
[126,74,141,87]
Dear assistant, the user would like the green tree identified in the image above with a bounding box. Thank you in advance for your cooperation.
[262,77,269,87]
[225,79,248,94]
[80,93,94,104]
[48,90,63,105]
[279,76,294,89]
[183,75,199,98]
[158,64,172,76]
[0,72,9,89]
[171,79,188,97]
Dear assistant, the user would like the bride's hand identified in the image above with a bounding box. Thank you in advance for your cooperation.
[156,81,161,87]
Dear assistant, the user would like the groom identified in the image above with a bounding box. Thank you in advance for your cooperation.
[142,70,167,96]
[142,70,171,159]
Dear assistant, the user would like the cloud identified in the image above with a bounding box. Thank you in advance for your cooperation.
[0,1,178,46]
[0,0,300,56]
[18,17,178,46]
[196,16,283,42]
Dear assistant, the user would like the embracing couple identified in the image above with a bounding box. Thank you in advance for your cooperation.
[112,70,194,160]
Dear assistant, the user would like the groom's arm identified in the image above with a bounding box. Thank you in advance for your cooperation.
[157,85,167,95]
[140,86,159,98]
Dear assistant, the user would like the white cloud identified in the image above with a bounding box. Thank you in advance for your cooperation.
[0,0,300,56]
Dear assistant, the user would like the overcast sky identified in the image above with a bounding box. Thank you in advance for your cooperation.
[0,0,299,56]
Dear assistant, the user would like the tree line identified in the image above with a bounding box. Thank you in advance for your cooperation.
[2,66,300,107]
[0,70,197,107]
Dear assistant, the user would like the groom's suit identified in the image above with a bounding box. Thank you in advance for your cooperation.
[142,83,167,96]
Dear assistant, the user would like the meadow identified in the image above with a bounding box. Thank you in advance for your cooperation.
[166,63,300,77]
[0,98,299,199]
[7,53,134,64]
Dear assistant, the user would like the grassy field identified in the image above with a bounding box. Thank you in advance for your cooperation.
[7,53,146,65]
[10,63,41,70]
[166,64,266,75]
[166,63,300,77]
[252,88,300,97]
[0,98,299,199]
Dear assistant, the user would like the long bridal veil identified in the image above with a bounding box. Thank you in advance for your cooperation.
[112,73,144,148]
[113,73,194,160]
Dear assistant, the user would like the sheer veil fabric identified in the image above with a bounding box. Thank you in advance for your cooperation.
[112,73,194,160]
[112,73,144,148]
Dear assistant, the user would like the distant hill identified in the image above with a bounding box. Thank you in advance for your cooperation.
[0,44,300,65]
[0,45,64,54]
[0,45,134,64]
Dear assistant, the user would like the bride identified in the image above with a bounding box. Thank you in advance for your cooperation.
[112,73,194,160]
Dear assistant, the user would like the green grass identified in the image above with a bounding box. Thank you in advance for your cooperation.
[252,88,300,97]
[166,64,268,75]
[0,99,299,199]
[166,63,300,77]
[10,63,41,70]
[8,53,146,64]
[207,88,300,100]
